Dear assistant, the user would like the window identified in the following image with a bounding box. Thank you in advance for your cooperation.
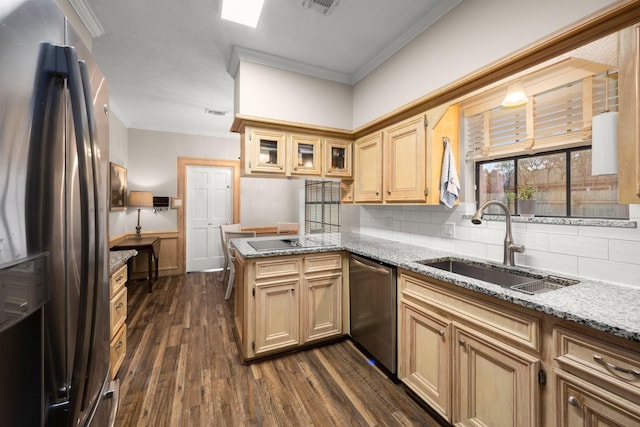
[468,67,626,219]
[476,148,628,218]
[304,180,340,234]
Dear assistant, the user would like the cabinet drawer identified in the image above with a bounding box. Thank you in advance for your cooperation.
[254,258,301,280]
[110,287,127,335]
[110,264,127,297]
[555,326,640,397]
[303,253,341,273]
[110,324,127,378]
[400,272,541,352]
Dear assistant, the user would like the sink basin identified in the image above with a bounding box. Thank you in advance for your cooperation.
[416,258,578,294]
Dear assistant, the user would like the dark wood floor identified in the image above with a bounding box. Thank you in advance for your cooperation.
[115,271,443,427]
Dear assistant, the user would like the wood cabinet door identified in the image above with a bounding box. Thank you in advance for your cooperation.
[384,114,426,202]
[254,278,300,354]
[556,372,640,427]
[426,104,460,205]
[324,138,353,177]
[302,272,342,342]
[453,326,540,427]
[290,133,322,176]
[354,132,383,202]
[248,128,287,174]
[399,301,452,422]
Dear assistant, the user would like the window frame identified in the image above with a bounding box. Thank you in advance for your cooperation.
[475,146,628,220]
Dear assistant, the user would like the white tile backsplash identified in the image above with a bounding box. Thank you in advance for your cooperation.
[357,204,640,287]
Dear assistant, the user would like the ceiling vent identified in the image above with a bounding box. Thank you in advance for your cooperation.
[302,0,340,15]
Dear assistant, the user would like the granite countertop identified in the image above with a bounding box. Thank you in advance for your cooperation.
[109,249,137,273]
[231,232,640,343]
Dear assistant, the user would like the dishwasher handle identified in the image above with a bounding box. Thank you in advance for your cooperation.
[351,257,392,275]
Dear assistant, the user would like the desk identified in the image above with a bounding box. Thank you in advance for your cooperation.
[112,236,160,293]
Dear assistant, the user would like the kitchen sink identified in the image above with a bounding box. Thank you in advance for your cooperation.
[416,258,579,295]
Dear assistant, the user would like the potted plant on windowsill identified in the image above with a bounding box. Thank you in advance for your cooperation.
[515,184,537,217]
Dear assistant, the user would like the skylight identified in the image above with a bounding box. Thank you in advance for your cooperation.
[221,0,264,28]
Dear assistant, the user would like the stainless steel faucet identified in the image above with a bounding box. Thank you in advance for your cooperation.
[471,200,525,267]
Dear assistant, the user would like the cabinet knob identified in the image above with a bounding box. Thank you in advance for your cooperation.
[294,166,298,171]
[279,164,284,170]
[375,192,379,196]
[387,190,391,195]
[327,168,332,173]
[459,339,466,346]
[567,396,580,407]
[438,330,445,337]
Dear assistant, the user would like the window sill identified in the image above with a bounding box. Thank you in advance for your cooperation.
[461,214,637,228]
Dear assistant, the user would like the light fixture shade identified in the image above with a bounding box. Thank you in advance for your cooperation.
[502,81,528,107]
[128,191,153,207]
[591,111,618,175]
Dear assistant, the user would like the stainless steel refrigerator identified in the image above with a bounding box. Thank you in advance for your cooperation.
[0,0,117,425]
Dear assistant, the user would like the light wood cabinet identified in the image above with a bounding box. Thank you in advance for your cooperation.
[398,270,542,426]
[240,123,353,178]
[235,252,345,361]
[354,131,383,202]
[353,105,460,205]
[426,103,461,205]
[290,133,322,176]
[453,325,540,427]
[618,25,640,204]
[324,137,353,177]
[109,264,128,379]
[384,114,427,202]
[553,325,640,427]
[245,127,288,174]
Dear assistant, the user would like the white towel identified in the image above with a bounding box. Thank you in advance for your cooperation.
[440,137,460,208]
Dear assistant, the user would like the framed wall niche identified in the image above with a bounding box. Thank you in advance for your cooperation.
[110,162,127,211]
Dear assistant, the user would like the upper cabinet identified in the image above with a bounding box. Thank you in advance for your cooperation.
[236,119,353,179]
[354,132,383,202]
[353,104,460,205]
[384,114,427,202]
[246,128,287,174]
[618,24,640,204]
[290,133,322,176]
[324,138,353,178]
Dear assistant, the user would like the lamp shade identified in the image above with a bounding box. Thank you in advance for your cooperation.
[502,81,528,107]
[128,191,153,207]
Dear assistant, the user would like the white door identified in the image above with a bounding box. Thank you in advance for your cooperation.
[186,166,233,272]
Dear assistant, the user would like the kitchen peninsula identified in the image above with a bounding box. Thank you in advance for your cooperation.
[232,232,640,426]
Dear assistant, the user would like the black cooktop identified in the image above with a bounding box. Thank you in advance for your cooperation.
[248,237,336,252]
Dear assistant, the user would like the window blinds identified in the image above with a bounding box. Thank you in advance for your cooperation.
[466,72,618,161]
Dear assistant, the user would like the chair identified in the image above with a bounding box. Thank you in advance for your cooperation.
[219,224,241,283]
[225,231,256,300]
[276,222,299,234]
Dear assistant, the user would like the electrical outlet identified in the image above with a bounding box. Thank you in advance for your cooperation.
[442,222,455,238]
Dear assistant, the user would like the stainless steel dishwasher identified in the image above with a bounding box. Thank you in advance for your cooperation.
[349,254,397,375]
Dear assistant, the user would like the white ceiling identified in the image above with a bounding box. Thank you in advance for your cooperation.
[81,0,461,136]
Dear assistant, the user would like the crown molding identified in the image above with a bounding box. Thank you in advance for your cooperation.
[352,0,462,83]
[227,45,353,85]
[68,0,104,37]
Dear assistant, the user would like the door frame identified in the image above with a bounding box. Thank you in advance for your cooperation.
[177,157,240,274]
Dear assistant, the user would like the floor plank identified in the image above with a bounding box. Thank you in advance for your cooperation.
[114,272,443,427]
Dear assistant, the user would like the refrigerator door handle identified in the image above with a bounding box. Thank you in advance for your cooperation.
[104,380,120,427]
[43,42,97,421]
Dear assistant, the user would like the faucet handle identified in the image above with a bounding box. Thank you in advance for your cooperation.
[509,244,525,253]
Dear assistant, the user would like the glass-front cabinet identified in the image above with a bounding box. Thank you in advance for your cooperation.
[290,133,322,176]
[324,138,352,178]
[248,128,287,174]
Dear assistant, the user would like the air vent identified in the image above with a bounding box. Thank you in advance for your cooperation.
[204,108,227,116]
[302,0,340,15]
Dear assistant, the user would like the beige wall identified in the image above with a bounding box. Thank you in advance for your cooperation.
[236,61,353,130]
[352,0,618,129]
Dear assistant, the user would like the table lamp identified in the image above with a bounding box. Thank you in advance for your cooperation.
[128,191,154,238]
